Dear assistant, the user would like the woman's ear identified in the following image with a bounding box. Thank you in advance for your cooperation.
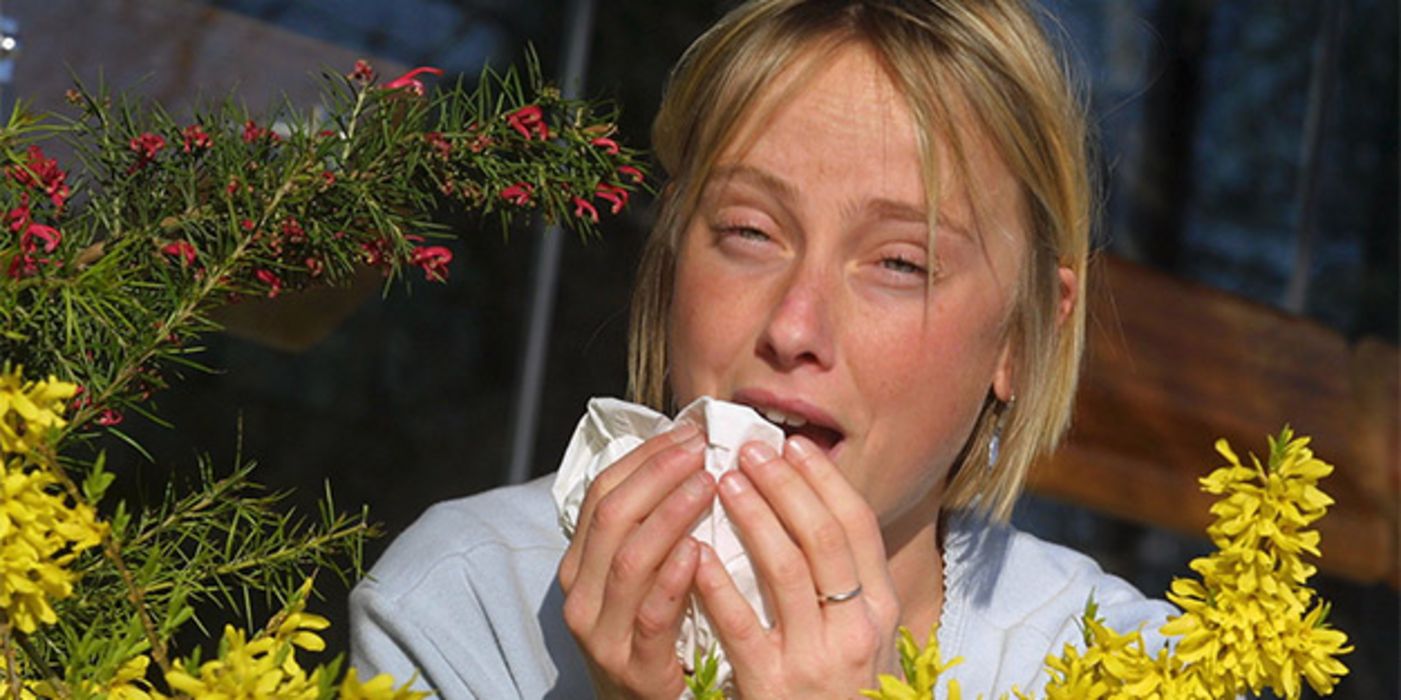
[1056,265,1078,327]
[992,342,1015,404]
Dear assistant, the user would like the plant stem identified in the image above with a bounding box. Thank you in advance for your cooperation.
[1,617,21,700]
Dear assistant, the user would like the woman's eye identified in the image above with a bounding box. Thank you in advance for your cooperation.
[879,254,926,276]
[724,226,771,243]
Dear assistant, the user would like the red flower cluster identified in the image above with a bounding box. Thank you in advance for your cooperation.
[254,268,283,298]
[5,195,63,279]
[572,196,599,223]
[384,66,444,96]
[617,165,644,184]
[160,240,198,268]
[590,136,620,155]
[8,146,71,209]
[500,182,534,206]
[349,59,375,83]
[410,245,452,283]
[182,124,213,153]
[129,132,167,171]
[242,120,274,144]
[507,105,550,141]
[594,183,629,215]
[425,131,453,159]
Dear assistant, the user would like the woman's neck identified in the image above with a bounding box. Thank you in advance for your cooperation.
[883,507,945,636]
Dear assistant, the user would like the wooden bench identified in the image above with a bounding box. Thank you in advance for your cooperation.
[1030,255,1398,585]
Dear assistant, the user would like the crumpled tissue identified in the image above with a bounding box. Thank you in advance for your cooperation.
[552,396,783,694]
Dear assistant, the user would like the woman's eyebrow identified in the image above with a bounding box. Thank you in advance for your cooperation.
[851,197,975,242]
[708,164,798,203]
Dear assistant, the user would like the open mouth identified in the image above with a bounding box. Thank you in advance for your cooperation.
[732,392,846,455]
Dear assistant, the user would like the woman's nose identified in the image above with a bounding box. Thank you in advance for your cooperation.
[756,267,835,371]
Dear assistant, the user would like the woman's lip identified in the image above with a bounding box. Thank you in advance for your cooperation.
[730,388,845,438]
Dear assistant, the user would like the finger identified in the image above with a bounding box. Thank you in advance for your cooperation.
[630,537,701,675]
[693,542,772,669]
[593,469,714,647]
[739,440,863,632]
[569,431,706,613]
[784,436,896,620]
[717,465,822,644]
[560,424,702,590]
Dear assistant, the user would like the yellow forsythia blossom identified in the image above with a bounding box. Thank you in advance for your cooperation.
[867,429,1350,700]
[862,626,965,700]
[1160,429,1351,699]
[1,438,107,632]
[0,365,77,455]
[164,579,429,700]
[164,613,334,699]
[338,668,431,700]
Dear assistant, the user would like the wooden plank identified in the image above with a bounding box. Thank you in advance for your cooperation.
[1030,255,1397,584]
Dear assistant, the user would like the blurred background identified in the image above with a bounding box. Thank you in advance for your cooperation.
[4,0,1395,696]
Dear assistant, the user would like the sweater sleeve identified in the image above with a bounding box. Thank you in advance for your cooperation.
[347,478,591,700]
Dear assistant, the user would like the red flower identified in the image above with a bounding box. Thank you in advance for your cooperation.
[23,223,62,253]
[500,182,534,206]
[425,131,453,159]
[349,59,375,83]
[305,257,324,277]
[225,178,241,197]
[129,132,167,170]
[572,196,599,223]
[506,105,549,141]
[281,217,306,245]
[589,136,620,155]
[8,146,71,209]
[410,245,453,283]
[361,238,392,268]
[254,269,283,298]
[617,165,644,184]
[96,408,124,427]
[161,240,197,267]
[5,197,31,233]
[182,124,213,153]
[384,66,444,96]
[242,120,267,144]
[69,385,90,412]
[241,218,256,232]
[594,183,629,215]
[322,170,336,187]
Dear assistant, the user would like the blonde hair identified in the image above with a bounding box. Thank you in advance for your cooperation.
[628,0,1091,521]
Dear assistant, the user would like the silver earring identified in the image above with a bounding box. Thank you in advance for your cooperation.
[987,395,1015,471]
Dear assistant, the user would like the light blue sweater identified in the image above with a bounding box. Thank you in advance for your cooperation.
[349,475,1175,698]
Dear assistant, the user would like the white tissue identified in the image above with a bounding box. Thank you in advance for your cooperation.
[552,396,784,693]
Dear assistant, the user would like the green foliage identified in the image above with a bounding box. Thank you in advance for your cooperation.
[685,645,726,700]
[0,54,644,698]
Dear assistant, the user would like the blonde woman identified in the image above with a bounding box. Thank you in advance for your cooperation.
[351,1,1174,697]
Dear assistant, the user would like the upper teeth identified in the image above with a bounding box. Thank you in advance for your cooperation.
[763,409,807,428]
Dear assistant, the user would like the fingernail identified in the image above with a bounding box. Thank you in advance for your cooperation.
[670,423,700,443]
[720,471,749,497]
[697,541,716,563]
[785,435,817,461]
[740,441,778,465]
[683,470,710,497]
[680,430,706,453]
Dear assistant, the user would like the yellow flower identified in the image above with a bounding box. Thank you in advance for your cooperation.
[338,668,430,700]
[0,456,107,633]
[861,625,962,700]
[1162,429,1350,699]
[163,579,427,700]
[0,365,77,456]
[165,623,325,700]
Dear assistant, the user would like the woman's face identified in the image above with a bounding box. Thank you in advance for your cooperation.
[667,44,1027,530]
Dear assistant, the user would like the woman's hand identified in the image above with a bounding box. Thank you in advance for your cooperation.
[557,424,715,699]
[694,435,900,699]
